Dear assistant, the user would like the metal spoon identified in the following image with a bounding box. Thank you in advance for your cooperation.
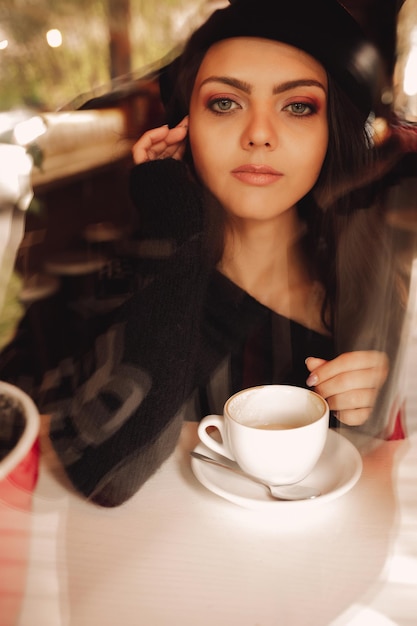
[190,450,321,501]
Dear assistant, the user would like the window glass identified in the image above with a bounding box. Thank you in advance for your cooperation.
[0,0,224,112]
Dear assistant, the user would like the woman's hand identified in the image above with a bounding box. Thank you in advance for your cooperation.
[132,116,189,164]
[305,351,389,426]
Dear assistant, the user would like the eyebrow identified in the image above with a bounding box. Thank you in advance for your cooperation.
[198,76,327,95]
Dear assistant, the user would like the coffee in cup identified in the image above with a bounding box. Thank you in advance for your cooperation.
[198,384,329,485]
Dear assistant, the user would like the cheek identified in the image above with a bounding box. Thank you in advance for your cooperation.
[303,129,328,178]
[318,125,329,161]
[288,129,328,196]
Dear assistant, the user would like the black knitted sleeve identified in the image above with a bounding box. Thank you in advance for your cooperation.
[46,160,209,506]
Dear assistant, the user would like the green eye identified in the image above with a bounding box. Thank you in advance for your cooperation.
[285,102,316,116]
[209,98,238,113]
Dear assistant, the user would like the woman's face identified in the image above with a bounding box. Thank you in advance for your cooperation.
[189,37,329,223]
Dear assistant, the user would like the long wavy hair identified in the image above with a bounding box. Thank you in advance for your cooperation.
[162,37,408,435]
[167,49,404,326]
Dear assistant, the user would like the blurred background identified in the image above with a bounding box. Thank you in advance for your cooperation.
[0,0,414,116]
[0,0,416,400]
[0,0,226,112]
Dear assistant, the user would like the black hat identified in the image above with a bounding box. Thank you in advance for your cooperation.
[160,0,383,124]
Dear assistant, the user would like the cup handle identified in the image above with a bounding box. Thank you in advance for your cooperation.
[197,414,234,460]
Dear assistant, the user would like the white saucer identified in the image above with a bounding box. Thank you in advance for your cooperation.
[190,429,362,510]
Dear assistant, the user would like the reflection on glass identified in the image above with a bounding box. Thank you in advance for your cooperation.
[0,0,224,112]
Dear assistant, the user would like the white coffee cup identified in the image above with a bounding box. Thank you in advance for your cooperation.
[198,385,329,485]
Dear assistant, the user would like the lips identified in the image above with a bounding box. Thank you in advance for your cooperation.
[231,164,283,186]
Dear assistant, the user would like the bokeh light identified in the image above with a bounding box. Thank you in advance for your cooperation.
[46,29,63,48]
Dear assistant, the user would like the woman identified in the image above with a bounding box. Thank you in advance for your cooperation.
[45,0,405,506]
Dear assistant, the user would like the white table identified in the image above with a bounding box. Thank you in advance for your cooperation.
[10,414,417,626]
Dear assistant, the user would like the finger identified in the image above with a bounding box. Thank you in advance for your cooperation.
[325,388,378,413]
[132,138,174,163]
[306,351,389,388]
[159,125,188,158]
[305,357,327,373]
[132,126,170,163]
[177,115,189,128]
[164,124,188,146]
[312,366,388,400]
[132,125,188,163]
[168,141,186,160]
[327,389,377,426]
[335,407,372,426]
[145,137,182,160]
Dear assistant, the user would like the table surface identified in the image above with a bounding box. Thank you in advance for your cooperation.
[4,292,417,626]
[9,415,417,626]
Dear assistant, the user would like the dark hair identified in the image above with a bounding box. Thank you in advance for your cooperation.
[298,79,405,353]
[165,39,404,328]
[162,24,406,434]
[314,76,375,212]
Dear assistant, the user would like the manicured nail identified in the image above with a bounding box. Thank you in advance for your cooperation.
[306,374,318,387]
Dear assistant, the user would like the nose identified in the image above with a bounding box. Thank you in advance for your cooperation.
[241,106,277,150]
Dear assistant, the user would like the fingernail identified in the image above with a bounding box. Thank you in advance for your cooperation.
[306,374,318,387]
